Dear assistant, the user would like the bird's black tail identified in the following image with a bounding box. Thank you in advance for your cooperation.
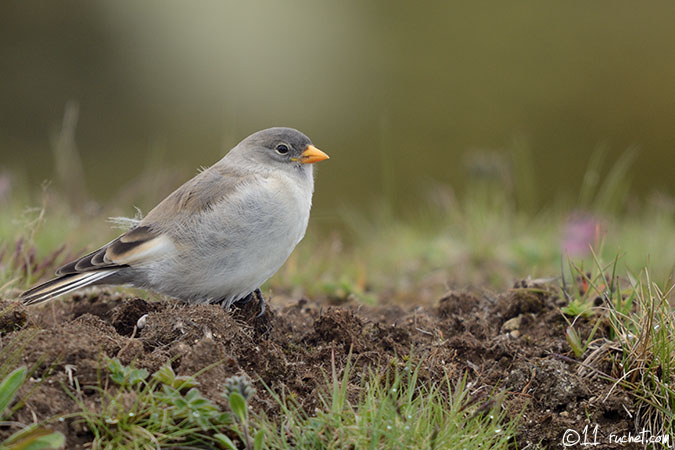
[20,269,117,305]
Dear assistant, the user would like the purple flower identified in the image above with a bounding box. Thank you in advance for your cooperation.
[562,213,601,257]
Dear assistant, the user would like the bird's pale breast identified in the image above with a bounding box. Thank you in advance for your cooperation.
[146,171,313,305]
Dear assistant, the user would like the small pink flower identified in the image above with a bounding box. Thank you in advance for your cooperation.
[562,213,602,258]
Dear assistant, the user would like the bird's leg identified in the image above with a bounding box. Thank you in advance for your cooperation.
[253,288,266,317]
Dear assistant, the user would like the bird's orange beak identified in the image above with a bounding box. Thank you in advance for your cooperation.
[299,145,330,164]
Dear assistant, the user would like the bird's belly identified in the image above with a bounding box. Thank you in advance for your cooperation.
[197,223,301,299]
[150,180,310,304]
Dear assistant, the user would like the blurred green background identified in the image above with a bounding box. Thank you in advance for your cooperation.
[2,1,675,223]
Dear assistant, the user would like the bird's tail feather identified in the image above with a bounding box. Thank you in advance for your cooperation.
[20,269,117,305]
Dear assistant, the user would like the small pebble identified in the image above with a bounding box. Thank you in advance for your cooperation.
[136,314,148,330]
[502,315,522,332]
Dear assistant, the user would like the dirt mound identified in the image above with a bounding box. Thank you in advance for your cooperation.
[0,284,636,448]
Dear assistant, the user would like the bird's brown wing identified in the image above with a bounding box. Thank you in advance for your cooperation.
[57,165,254,275]
[55,225,167,275]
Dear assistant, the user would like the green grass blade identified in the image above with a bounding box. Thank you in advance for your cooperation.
[0,366,27,418]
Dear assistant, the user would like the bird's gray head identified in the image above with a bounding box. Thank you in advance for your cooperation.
[227,127,329,174]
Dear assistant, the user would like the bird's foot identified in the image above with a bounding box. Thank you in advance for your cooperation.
[232,288,266,318]
[254,288,266,317]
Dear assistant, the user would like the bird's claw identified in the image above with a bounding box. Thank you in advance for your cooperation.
[253,288,266,317]
[231,288,266,318]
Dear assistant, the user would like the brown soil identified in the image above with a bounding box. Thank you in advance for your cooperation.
[0,282,640,449]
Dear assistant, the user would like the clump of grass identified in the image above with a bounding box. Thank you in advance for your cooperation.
[67,358,241,449]
[561,255,675,439]
[255,352,516,449]
[599,270,675,438]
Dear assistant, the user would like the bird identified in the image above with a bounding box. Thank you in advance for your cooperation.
[20,127,329,312]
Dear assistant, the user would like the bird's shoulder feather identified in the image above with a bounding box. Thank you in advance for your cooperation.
[140,164,256,227]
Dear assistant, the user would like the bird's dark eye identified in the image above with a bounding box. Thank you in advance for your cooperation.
[275,143,290,155]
